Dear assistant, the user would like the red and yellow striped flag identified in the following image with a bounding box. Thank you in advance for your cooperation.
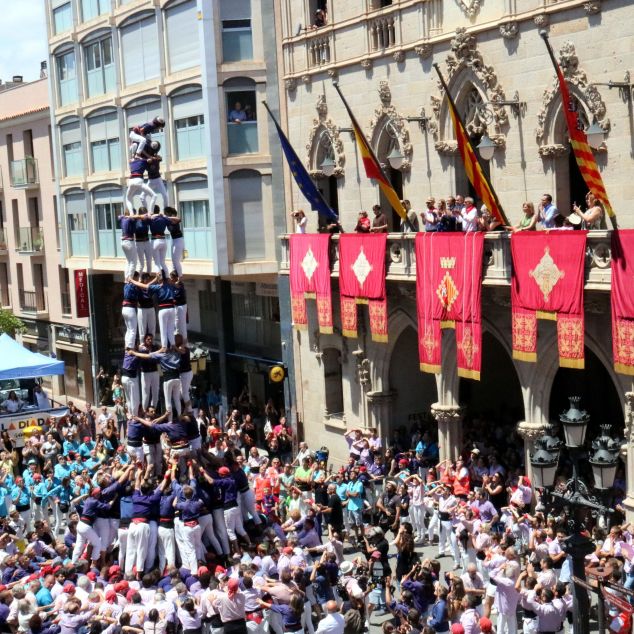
[433,64,509,227]
[333,83,410,227]
[541,32,616,229]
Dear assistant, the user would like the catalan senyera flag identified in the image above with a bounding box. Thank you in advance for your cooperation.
[333,83,410,228]
[541,33,616,229]
[433,64,509,227]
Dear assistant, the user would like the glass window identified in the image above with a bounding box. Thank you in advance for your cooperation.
[81,0,109,21]
[88,111,121,173]
[65,193,88,257]
[57,51,77,106]
[181,200,210,228]
[220,0,252,62]
[177,179,211,260]
[165,0,199,73]
[60,120,83,177]
[229,170,264,261]
[85,37,115,97]
[94,189,124,258]
[53,3,73,34]
[120,15,160,86]
[226,86,258,154]
[174,115,205,160]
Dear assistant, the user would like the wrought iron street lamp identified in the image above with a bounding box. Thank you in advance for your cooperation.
[589,424,621,490]
[320,155,336,177]
[387,145,405,170]
[477,134,496,161]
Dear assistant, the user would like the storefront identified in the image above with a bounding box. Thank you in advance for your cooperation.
[52,324,93,404]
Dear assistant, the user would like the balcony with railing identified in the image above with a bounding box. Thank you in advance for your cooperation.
[279,232,614,291]
[307,35,332,68]
[16,227,44,254]
[227,121,259,155]
[369,16,397,51]
[19,289,47,316]
[9,158,39,189]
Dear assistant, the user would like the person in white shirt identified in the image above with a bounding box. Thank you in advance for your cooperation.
[292,210,308,234]
[316,601,344,634]
[33,385,49,410]
[461,197,479,232]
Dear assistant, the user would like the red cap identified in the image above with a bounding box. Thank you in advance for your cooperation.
[282,547,293,555]
[218,467,230,477]
[105,589,117,602]
[114,581,129,593]
[87,572,96,581]
[479,618,493,632]
[214,565,227,576]
[63,582,75,593]
[126,589,136,602]
[108,565,121,578]
[0,585,6,592]
[359,466,367,472]
[33,474,42,481]
[399,458,409,466]
[371,551,381,559]
[197,566,209,576]
[83,437,90,443]
[451,626,465,634]
[90,487,101,497]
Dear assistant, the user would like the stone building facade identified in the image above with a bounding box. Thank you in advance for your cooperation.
[276,0,634,515]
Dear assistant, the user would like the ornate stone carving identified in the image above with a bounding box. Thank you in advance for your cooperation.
[369,80,413,172]
[360,57,373,70]
[499,21,519,40]
[415,43,433,59]
[393,50,405,64]
[517,421,550,442]
[301,74,311,84]
[584,0,601,15]
[533,14,549,28]
[434,140,459,155]
[285,78,297,92]
[456,0,482,18]
[536,41,610,149]
[429,28,510,148]
[431,403,465,425]
[327,68,338,79]
[587,241,611,269]
[305,95,346,178]
[538,144,568,158]
[624,392,634,443]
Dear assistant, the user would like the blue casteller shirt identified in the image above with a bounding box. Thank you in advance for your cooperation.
[129,158,148,178]
[148,283,175,307]
[176,499,204,522]
[173,284,187,306]
[149,215,170,238]
[134,218,150,241]
[131,489,162,519]
[119,215,136,239]
[123,284,140,305]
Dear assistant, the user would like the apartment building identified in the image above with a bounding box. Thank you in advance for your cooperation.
[0,76,93,402]
[45,0,290,409]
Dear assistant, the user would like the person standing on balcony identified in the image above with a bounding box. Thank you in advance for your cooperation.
[122,272,140,349]
[371,204,388,233]
[164,207,184,277]
[423,198,439,232]
[229,102,247,123]
[142,141,169,210]
[129,116,165,159]
[460,197,479,233]
[538,194,560,229]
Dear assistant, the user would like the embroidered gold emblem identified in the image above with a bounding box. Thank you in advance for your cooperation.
[529,247,564,303]
[436,272,459,311]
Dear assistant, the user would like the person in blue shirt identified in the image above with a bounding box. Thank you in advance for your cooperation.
[23,461,40,488]
[134,215,152,276]
[54,455,71,485]
[148,212,174,278]
[415,431,439,467]
[129,116,165,159]
[32,474,54,523]
[428,584,449,632]
[11,477,32,529]
[128,272,176,349]
[345,470,365,544]
[62,434,80,457]
[41,476,73,534]
[119,209,149,280]
[35,575,56,607]
[78,437,95,460]
[538,193,560,229]
[82,451,103,474]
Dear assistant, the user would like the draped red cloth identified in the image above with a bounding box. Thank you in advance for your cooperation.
[338,234,388,342]
[511,232,587,368]
[611,230,634,375]
[289,234,333,334]
[415,233,484,380]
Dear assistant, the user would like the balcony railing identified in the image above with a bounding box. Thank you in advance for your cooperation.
[19,289,47,314]
[61,291,72,316]
[279,231,614,290]
[308,35,331,67]
[369,16,396,50]
[227,121,258,155]
[10,158,39,188]
[17,227,44,254]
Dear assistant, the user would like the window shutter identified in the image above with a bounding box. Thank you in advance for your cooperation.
[177,179,208,202]
[230,171,264,261]
[166,1,199,73]
[94,188,123,204]
[65,193,86,215]
[172,90,203,120]
[60,121,81,145]
[220,0,251,21]
[121,21,144,86]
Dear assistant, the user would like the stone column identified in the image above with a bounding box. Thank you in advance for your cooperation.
[431,403,464,462]
[366,390,395,445]
[621,393,634,521]
[517,421,550,482]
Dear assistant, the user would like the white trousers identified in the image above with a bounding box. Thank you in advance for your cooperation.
[122,374,140,417]
[118,526,129,570]
[158,525,176,572]
[73,520,101,563]
[175,304,188,341]
[125,521,150,575]
[141,370,160,410]
[152,238,169,277]
[427,509,440,541]
[171,237,185,277]
[127,444,144,463]
[129,131,148,157]
[163,377,182,419]
[158,307,176,348]
[224,505,247,541]
[144,177,169,210]
[122,306,138,349]
[497,612,518,634]
[122,240,138,279]
[136,241,153,274]
[198,513,223,556]
[211,507,231,555]
[95,517,112,554]
[239,489,262,525]
[126,177,156,213]
[180,522,202,572]
[410,505,426,537]
[144,442,163,475]
[180,370,193,406]
[144,520,158,570]
[137,307,156,339]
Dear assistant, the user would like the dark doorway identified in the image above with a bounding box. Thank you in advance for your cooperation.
[455,133,491,206]
[316,176,339,230]
[568,145,588,211]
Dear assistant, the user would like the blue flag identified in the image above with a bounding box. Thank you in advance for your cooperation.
[265,106,338,222]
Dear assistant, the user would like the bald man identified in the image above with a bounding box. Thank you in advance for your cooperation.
[316,601,344,634]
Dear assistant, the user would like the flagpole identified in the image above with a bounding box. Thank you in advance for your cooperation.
[333,82,414,232]
[432,63,508,224]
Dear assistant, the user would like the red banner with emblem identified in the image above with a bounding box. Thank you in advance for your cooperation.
[74,269,90,318]
[289,234,333,334]
[511,232,587,368]
[338,234,388,342]
[611,231,634,375]
[415,233,484,380]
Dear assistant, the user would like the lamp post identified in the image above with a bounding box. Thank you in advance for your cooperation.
[320,155,336,177]
[530,397,621,634]
[477,134,496,161]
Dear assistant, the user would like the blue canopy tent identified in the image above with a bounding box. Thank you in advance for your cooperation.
[0,334,64,380]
